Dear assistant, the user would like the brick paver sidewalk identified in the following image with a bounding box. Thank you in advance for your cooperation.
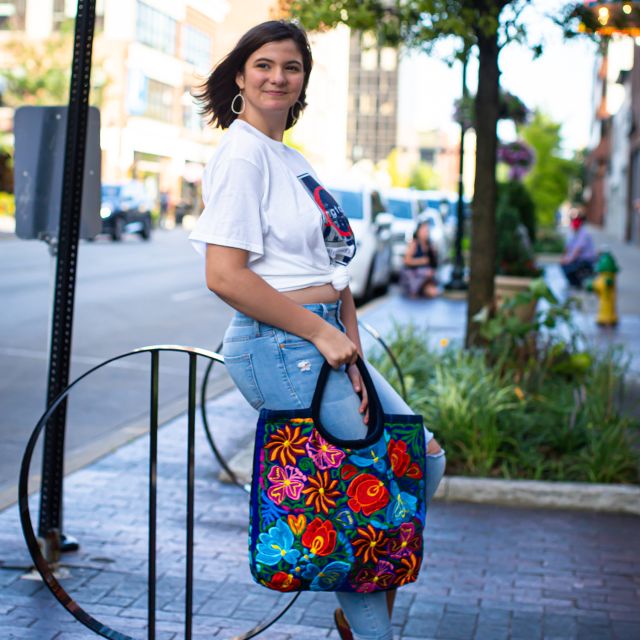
[1,388,639,640]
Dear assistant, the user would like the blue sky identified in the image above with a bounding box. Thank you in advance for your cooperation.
[398,0,600,154]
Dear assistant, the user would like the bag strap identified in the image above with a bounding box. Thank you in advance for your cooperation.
[310,356,384,446]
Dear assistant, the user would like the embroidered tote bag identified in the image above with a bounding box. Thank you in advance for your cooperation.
[248,357,427,593]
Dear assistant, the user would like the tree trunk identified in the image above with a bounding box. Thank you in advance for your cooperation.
[465,27,501,347]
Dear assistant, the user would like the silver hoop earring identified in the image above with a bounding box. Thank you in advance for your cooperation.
[231,92,245,115]
[289,100,304,125]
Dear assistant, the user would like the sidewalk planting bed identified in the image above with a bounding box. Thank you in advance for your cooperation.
[369,281,640,484]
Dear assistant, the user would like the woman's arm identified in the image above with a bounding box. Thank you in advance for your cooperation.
[338,286,363,357]
[206,244,358,368]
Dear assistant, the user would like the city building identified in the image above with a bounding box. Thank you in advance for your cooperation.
[0,0,404,213]
[346,31,399,165]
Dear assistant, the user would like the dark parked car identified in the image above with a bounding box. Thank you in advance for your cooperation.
[100,182,153,241]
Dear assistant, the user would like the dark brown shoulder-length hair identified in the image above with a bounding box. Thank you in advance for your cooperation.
[195,20,313,130]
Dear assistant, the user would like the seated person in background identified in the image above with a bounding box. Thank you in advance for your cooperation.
[400,220,439,298]
[561,209,597,288]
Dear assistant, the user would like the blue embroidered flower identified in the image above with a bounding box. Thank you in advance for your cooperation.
[386,482,418,526]
[335,508,356,530]
[256,519,301,567]
[348,439,387,472]
[260,492,287,526]
[302,563,320,581]
[310,561,350,591]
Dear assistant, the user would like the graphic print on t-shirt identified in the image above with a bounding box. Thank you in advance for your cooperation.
[297,173,356,266]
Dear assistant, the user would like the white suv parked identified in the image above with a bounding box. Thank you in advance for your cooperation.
[327,184,394,303]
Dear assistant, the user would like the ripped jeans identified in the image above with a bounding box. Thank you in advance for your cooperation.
[222,301,446,640]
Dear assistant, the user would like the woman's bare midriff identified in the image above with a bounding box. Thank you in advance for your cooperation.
[281,283,341,304]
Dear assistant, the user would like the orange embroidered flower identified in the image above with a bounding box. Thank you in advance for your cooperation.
[352,524,389,564]
[394,553,422,586]
[302,470,341,514]
[287,514,307,535]
[264,424,307,466]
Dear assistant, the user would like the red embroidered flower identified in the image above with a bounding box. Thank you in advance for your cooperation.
[302,517,337,556]
[406,462,423,479]
[387,439,411,477]
[267,571,301,592]
[347,473,390,516]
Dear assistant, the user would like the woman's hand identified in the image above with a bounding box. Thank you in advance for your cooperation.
[311,322,358,369]
[347,363,369,425]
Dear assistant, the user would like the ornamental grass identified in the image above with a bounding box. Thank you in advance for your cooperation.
[368,286,640,484]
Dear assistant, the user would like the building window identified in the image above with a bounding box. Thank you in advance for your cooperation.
[145,79,174,122]
[0,0,25,30]
[380,48,396,71]
[136,1,176,56]
[183,25,212,73]
[182,89,204,132]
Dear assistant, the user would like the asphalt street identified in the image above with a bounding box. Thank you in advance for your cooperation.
[0,227,235,508]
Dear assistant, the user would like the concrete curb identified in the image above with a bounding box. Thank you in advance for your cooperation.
[221,444,640,515]
[435,475,640,515]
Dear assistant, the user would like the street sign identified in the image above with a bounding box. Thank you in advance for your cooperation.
[13,105,101,241]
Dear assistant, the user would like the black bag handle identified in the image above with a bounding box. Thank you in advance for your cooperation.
[310,356,384,447]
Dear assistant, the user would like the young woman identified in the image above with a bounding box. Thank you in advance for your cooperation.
[189,21,446,640]
[400,221,439,299]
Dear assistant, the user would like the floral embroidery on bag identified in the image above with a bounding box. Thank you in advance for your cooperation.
[250,415,426,592]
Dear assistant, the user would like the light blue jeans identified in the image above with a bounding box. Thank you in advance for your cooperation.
[222,301,446,640]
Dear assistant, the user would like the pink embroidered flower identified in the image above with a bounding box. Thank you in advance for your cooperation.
[305,431,345,470]
[388,522,422,559]
[267,464,307,505]
[354,560,396,593]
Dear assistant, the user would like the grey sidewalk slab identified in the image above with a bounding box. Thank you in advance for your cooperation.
[2,384,640,639]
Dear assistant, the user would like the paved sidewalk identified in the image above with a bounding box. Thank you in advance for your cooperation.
[1,384,640,640]
[1,227,639,639]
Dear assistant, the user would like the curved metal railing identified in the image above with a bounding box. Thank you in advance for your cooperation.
[20,323,405,639]
[19,345,298,640]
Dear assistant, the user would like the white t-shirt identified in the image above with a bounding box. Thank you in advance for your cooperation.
[189,119,356,292]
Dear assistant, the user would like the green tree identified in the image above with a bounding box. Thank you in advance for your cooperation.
[280,0,562,346]
[0,20,105,108]
[409,162,440,190]
[521,112,580,227]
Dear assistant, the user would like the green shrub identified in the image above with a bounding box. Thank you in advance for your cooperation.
[368,316,640,484]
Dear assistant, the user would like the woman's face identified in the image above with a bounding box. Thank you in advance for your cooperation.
[235,39,305,123]
[416,223,429,242]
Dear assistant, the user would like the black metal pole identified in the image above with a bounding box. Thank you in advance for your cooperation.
[38,0,96,561]
[445,50,469,292]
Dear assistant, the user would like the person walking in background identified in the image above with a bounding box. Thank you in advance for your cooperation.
[158,191,169,229]
[188,20,445,640]
[400,220,439,298]
[561,208,597,288]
